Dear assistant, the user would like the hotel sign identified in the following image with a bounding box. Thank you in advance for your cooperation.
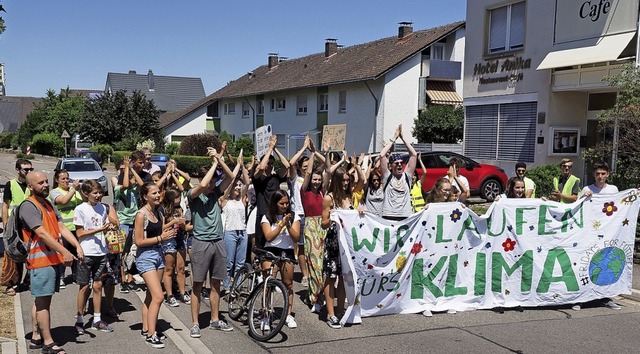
[473,57,532,86]
[554,0,638,44]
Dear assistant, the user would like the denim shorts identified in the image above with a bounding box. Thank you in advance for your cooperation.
[136,246,165,274]
[30,265,61,297]
[161,238,178,254]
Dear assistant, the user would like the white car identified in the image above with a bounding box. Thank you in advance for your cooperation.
[54,157,108,195]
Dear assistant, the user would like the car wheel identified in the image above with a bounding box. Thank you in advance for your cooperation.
[481,179,502,202]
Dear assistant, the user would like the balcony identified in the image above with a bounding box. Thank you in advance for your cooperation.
[421,59,461,81]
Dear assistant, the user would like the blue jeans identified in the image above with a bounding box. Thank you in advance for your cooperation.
[223,230,248,289]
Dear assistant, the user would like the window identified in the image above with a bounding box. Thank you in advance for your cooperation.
[276,134,286,148]
[431,44,445,60]
[488,2,525,54]
[208,101,219,118]
[338,91,347,113]
[465,101,536,162]
[297,95,308,115]
[270,98,275,111]
[318,93,328,112]
[257,99,264,115]
[242,102,250,118]
[224,102,236,115]
[277,97,286,111]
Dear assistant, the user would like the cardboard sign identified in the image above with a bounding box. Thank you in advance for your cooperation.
[321,124,347,151]
[255,124,272,159]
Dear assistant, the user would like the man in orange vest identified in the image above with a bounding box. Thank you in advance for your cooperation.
[19,171,84,353]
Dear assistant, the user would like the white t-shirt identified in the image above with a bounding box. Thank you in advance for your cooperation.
[445,174,470,194]
[290,175,305,216]
[581,184,618,196]
[261,214,300,250]
[73,202,108,256]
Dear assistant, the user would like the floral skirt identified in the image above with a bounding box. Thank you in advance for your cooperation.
[304,216,325,304]
[322,220,341,279]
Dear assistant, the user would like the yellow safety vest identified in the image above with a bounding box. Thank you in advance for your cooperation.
[411,181,426,212]
[52,186,83,231]
[553,175,580,203]
[8,179,30,216]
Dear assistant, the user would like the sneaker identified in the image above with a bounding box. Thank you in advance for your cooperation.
[210,320,233,332]
[285,315,297,329]
[141,330,166,340]
[91,320,114,332]
[74,323,85,335]
[422,309,433,317]
[447,309,457,314]
[220,288,229,297]
[326,315,341,329]
[260,316,271,331]
[189,324,201,338]
[166,296,179,307]
[106,307,119,319]
[603,300,621,310]
[119,283,130,294]
[59,278,66,289]
[572,304,581,311]
[182,292,191,305]
[300,277,308,287]
[310,303,321,313]
[201,288,209,300]
[146,333,165,349]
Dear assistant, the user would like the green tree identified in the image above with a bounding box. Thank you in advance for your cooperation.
[412,105,464,143]
[583,63,640,189]
[234,136,255,157]
[16,88,86,149]
[80,90,163,149]
[0,2,6,36]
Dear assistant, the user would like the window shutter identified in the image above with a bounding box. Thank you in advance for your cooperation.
[509,2,526,49]
[465,105,498,159]
[497,102,536,162]
[489,7,508,52]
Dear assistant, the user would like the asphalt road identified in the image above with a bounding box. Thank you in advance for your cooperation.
[4,153,640,353]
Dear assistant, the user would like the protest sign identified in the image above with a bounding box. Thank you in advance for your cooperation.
[336,190,640,324]
[321,124,346,151]
[255,124,272,158]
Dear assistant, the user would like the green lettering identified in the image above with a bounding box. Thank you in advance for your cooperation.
[474,253,486,296]
[561,207,584,233]
[491,250,533,293]
[445,254,468,296]
[351,227,379,252]
[536,248,579,293]
[393,225,408,252]
[411,257,446,299]
[435,215,452,243]
[486,209,506,237]
[538,205,557,236]
[515,207,536,235]
[456,216,479,241]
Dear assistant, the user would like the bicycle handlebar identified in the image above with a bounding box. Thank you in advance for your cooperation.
[252,247,298,265]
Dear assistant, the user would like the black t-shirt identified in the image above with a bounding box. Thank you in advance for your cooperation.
[253,173,287,215]
[3,180,28,204]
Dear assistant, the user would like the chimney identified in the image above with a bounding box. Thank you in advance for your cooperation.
[325,38,338,57]
[128,70,137,74]
[147,69,155,91]
[268,53,279,69]
[398,22,413,39]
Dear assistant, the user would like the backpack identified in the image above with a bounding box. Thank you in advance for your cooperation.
[383,173,411,192]
[2,200,34,263]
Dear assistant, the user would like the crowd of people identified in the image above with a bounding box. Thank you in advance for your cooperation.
[0,124,624,352]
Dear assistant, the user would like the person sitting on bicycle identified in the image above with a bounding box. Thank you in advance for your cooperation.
[261,189,301,329]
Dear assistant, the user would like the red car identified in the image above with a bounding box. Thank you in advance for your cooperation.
[400,152,508,201]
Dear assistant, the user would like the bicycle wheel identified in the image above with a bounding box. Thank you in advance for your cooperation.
[247,279,289,342]
[228,263,253,320]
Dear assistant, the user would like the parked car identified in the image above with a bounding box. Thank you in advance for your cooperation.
[76,150,103,167]
[54,157,108,196]
[400,151,507,201]
[150,154,169,174]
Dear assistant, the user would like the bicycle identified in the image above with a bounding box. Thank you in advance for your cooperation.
[226,247,296,341]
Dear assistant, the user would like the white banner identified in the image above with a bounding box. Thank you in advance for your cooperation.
[337,190,640,323]
[255,124,272,159]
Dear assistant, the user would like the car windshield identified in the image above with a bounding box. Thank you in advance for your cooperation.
[64,160,100,172]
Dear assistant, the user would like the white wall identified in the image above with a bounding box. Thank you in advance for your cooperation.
[381,54,422,145]
[219,99,255,138]
[163,106,208,141]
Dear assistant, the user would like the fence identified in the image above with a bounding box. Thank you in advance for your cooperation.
[393,142,464,154]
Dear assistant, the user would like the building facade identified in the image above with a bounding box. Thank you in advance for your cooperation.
[463,0,637,182]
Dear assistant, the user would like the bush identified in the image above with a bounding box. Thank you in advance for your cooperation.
[111,151,130,169]
[172,155,213,177]
[136,139,156,152]
[178,133,222,156]
[0,132,15,148]
[527,163,562,198]
[30,132,65,157]
[234,136,255,157]
[91,144,114,164]
[113,134,143,152]
[165,142,180,156]
[16,153,35,159]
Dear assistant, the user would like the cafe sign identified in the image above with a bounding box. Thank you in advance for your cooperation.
[554,0,638,44]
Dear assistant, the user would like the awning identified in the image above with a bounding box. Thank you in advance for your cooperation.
[537,32,635,70]
[426,81,462,104]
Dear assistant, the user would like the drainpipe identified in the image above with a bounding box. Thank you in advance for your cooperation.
[364,81,379,152]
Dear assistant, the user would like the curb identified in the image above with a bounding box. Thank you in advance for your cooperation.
[14,292,27,354]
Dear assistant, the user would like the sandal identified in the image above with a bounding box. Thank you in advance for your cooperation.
[5,287,16,296]
[41,342,66,354]
[29,338,43,349]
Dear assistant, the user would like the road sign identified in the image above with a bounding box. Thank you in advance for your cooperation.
[289,134,306,140]
[61,130,71,139]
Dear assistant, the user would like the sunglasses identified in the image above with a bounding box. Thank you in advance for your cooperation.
[561,164,572,168]
[21,168,34,172]
[516,169,526,173]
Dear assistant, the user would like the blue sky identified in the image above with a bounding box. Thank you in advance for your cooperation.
[0,0,466,97]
